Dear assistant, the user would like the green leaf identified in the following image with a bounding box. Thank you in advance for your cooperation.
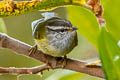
[59,73,84,80]
[0,18,7,33]
[98,27,120,80]
[46,70,103,80]
[67,6,99,47]
[101,0,120,41]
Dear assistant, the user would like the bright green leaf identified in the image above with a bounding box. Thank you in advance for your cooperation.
[59,73,84,80]
[101,0,120,41]
[59,73,102,80]
[46,70,103,80]
[67,6,99,47]
[98,27,120,80]
[0,18,7,33]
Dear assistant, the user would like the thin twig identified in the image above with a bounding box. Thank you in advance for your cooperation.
[0,33,104,78]
[0,64,50,74]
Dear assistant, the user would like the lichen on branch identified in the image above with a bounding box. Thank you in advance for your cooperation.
[0,0,86,17]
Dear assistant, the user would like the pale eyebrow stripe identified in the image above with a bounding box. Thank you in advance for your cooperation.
[46,26,73,30]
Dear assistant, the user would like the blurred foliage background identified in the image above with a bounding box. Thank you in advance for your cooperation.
[0,7,103,80]
[1,0,120,79]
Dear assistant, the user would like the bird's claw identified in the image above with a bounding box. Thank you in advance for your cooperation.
[62,55,67,68]
[56,55,67,68]
[29,44,38,56]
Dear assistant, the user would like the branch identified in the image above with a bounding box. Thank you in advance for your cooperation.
[0,33,104,78]
[0,64,50,74]
[0,0,91,17]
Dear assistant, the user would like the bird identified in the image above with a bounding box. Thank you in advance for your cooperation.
[30,12,78,67]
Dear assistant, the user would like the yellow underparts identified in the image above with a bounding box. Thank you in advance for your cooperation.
[36,38,46,43]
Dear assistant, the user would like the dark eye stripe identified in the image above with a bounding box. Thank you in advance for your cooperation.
[47,27,69,32]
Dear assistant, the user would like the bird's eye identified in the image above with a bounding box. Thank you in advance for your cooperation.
[60,29,65,32]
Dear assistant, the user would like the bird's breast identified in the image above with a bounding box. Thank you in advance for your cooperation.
[34,31,77,57]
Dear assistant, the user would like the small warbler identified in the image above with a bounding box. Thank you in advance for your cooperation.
[31,12,78,60]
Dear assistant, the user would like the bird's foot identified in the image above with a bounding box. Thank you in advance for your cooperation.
[62,55,67,68]
[44,55,67,69]
[57,55,67,68]
[29,44,38,56]
[43,55,57,70]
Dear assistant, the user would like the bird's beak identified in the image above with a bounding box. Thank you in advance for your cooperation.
[72,27,78,30]
[68,27,78,32]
